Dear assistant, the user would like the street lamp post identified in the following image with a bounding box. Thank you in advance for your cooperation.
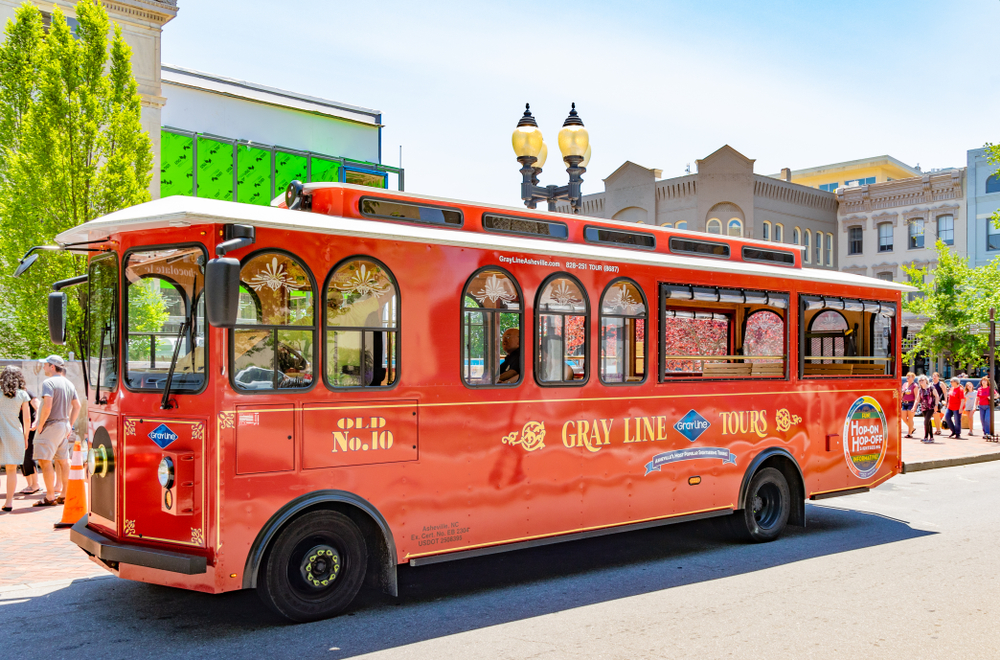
[511,103,592,213]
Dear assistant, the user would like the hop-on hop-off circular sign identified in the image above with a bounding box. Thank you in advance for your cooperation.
[843,396,888,479]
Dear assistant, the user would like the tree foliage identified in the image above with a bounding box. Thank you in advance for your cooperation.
[0,0,152,359]
[902,240,988,370]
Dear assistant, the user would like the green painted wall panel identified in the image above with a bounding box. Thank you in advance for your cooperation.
[197,137,234,201]
[275,150,308,195]
[237,145,272,205]
[310,157,340,183]
[160,131,194,197]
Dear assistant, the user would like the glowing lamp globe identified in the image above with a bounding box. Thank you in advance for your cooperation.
[512,103,544,159]
[557,103,589,159]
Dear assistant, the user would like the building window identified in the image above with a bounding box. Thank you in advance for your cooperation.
[988,218,1000,251]
[815,233,822,264]
[825,233,833,266]
[793,227,801,245]
[599,279,647,384]
[660,223,673,228]
[235,251,315,391]
[461,268,522,387]
[325,258,398,389]
[936,215,954,246]
[819,182,839,192]
[706,218,722,234]
[845,176,876,187]
[536,274,588,384]
[908,218,925,249]
[848,226,863,255]
[803,230,811,263]
[878,222,893,252]
[876,272,894,282]
[987,174,1000,194]
[774,223,783,243]
[762,221,770,240]
[728,218,743,237]
[676,221,688,230]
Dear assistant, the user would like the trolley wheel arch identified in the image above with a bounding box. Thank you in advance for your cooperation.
[243,490,398,598]
[736,448,806,528]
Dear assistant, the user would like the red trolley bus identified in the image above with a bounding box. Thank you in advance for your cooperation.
[30,182,906,621]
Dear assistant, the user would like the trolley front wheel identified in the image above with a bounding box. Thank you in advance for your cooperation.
[257,510,368,622]
[725,467,790,543]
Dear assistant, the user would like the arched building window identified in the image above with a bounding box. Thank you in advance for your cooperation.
[804,230,811,262]
[987,174,1000,194]
[774,223,783,243]
[536,274,588,384]
[807,310,849,363]
[728,218,743,237]
[461,268,522,386]
[599,279,647,384]
[234,251,315,390]
[325,257,398,388]
[706,218,722,234]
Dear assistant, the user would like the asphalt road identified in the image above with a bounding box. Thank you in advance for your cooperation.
[4,463,999,660]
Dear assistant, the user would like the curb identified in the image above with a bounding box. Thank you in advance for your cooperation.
[902,451,1000,473]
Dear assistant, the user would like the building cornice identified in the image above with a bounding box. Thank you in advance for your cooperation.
[103,0,178,24]
[837,169,964,215]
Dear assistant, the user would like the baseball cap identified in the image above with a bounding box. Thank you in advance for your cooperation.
[39,355,65,367]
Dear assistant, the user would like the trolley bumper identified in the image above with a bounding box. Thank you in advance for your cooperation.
[71,518,207,575]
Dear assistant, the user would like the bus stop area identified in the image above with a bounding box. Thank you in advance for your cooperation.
[0,432,997,594]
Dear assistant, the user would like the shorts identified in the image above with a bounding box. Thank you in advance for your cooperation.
[33,421,70,461]
[901,401,914,411]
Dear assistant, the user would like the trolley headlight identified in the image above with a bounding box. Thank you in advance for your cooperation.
[157,456,175,489]
[88,445,111,478]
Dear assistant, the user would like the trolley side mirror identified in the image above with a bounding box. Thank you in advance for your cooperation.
[205,257,241,328]
[48,292,67,345]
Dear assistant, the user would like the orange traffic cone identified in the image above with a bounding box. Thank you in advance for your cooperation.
[54,440,87,529]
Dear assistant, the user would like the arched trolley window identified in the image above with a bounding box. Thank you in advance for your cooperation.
[801,296,896,378]
[232,251,315,391]
[462,268,522,387]
[599,278,647,384]
[536,274,588,385]
[325,258,398,388]
[659,284,789,380]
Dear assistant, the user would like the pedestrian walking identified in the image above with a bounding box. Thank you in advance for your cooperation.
[945,376,964,438]
[916,375,938,443]
[901,372,917,438]
[964,381,977,436]
[18,384,40,495]
[931,372,945,435]
[977,376,999,439]
[0,366,31,512]
[32,356,80,507]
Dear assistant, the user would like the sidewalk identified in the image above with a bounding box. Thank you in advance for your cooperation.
[900,414,1000,473]
[0,472,105,589]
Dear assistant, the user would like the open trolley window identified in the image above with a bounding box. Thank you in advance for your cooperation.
[658,284,788,380]
[800,296,896,378]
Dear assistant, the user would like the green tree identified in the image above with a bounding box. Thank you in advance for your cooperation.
[0,0,152,359]
[902,240,987,372]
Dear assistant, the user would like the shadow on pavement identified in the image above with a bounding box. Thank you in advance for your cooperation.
[2,503,934,659]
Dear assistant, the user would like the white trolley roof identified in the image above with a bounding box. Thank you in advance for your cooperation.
[57,193,915,293]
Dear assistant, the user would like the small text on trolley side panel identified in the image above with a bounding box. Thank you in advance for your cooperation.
[413,521,472,547]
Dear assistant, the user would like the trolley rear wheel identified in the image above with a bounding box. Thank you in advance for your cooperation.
[724,467,790,543]
[257,510,368,622]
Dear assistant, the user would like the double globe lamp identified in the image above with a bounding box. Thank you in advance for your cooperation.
[511,103,591,213]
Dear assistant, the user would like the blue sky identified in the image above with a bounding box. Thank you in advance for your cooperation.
[162,0,1000,206]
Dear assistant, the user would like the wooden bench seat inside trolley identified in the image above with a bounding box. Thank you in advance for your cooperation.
[698,362,887,377]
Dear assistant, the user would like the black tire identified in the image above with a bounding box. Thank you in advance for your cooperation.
[257,510,368,622]
[725,467,790,543]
